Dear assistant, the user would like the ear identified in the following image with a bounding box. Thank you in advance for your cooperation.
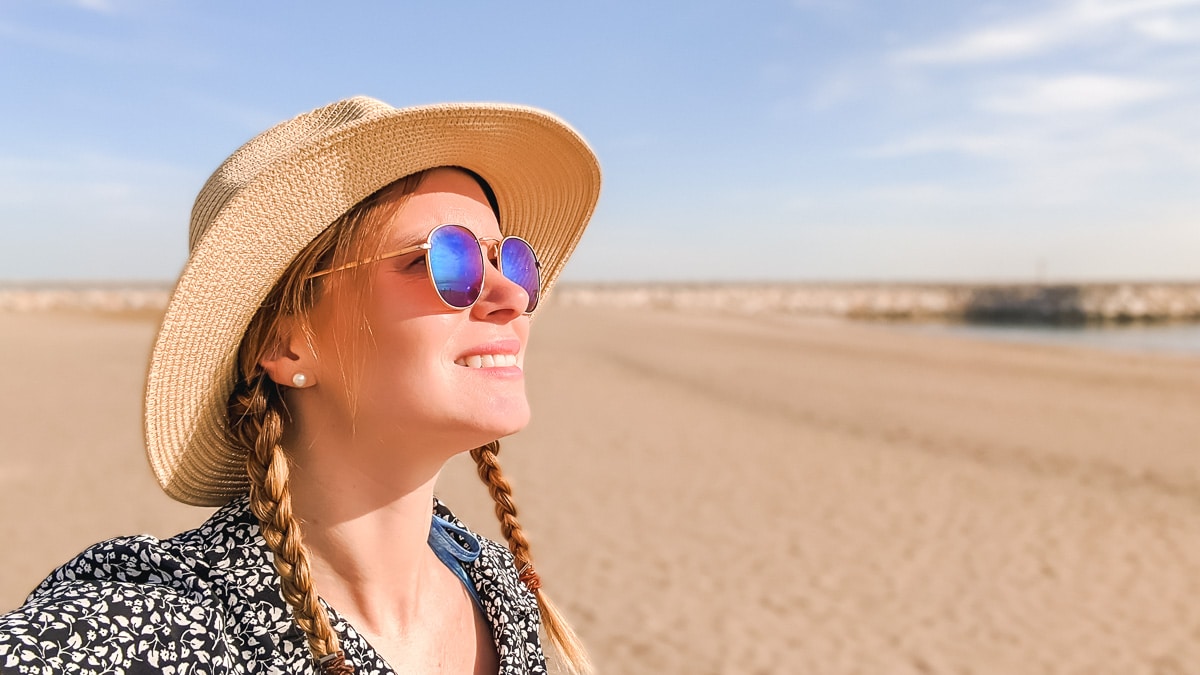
[258,317,318,389]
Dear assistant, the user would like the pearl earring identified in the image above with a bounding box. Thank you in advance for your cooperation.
[292,373,309,388]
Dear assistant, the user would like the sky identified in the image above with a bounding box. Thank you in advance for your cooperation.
[1,0,1198,283]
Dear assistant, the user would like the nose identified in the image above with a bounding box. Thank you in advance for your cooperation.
[470,242,531,322]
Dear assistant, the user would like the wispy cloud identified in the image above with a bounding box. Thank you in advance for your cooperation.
[0,152,197,219]
[0,10,213,67]
[895,23,1060,65]
[893,0,1200,65]
[858,0,1200,217]
[790,0,857,12]
[980,74,1174,114]
[865,110,1200,210]
[806,71,861,110]
[1130,12,1200,40]
[871,111,1200,163]
[867,132,1037,160]
[0,151,196,279]
[68,0,117,13]
[0,20,115,59]
[862,182,961,206]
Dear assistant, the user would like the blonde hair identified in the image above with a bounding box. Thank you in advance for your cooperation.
[225,169,591,674]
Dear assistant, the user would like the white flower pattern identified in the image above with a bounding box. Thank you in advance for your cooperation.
[0,496,547,674]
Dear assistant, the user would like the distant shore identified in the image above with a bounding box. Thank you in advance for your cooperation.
[558,281,1200,324]
[0,282,170,315]
[2,281,1199,324]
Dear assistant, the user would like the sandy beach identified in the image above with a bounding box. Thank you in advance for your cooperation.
[1,303,1197,674]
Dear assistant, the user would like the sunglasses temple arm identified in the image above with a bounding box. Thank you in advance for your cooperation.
[306,242,431,279]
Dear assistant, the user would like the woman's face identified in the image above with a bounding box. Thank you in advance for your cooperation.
[295,168,533,462]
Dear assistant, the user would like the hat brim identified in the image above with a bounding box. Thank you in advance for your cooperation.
[144,101,601,506]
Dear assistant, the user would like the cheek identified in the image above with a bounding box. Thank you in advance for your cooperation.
[366,269,461,330]
[348,338,446,430]
[360,318,459,391]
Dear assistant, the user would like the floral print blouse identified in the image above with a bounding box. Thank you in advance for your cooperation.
[0,496,547,673]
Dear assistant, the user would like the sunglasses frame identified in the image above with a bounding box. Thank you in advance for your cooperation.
[306,223,542,314]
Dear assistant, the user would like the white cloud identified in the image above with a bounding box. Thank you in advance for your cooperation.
[980,74,1173,114]
[862,183,960,206]
[861,99,1200,215]
[895,24,1060,65]
[1131,13,1200,40]
[867,0,1200,215]
[893,0,1200,65]
[807,71,860,110]
[867,132,1036,160]
[0,152,197,279]
[1074,0,1200,23]
[68,0,116,12]
[790,0,857,12]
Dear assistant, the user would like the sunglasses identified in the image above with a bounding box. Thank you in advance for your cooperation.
[307,224,542,314]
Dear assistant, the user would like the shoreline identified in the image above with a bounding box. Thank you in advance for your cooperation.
[3,281,1199,324]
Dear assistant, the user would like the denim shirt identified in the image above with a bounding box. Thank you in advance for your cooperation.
[0,495,547,674]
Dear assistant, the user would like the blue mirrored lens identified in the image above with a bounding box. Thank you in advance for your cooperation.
[428,225,483,308]
[499,237,541,313]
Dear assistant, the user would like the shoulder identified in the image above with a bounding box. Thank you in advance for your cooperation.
[429,497,536,600]
[0,532,224,672]
[0,497,276,673]
[430,499,512,559]
[431,498,527,585]
[432,498,546,672]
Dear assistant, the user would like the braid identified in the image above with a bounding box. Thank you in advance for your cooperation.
[228,375,350,672]
[470,441,534,565]
[470,441,593,675]
[216,171,434,675]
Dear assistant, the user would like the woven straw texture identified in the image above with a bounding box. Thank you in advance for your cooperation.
[144,97,601,506]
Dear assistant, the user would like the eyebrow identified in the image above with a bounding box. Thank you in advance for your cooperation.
[384,230,429,252]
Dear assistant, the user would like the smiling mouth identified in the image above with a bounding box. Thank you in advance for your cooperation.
[454,354,519,368]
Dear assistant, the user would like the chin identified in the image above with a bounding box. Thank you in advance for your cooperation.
[485,406,532,438]
[418,384,525,436]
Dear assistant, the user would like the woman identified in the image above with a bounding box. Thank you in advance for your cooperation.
[0,97,600,674]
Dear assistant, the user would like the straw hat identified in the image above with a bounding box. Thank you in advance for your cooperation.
[144,96,601,506]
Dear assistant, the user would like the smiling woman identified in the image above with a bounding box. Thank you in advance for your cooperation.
[0,97,601,675]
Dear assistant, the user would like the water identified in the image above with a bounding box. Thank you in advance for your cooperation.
[904,322,1200,357]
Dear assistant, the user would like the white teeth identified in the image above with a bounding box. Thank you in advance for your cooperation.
[455,353,518,368]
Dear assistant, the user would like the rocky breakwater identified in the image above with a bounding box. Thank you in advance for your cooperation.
[0,284,170,315]
[3,282,1198,324]
[554,282,1200,324]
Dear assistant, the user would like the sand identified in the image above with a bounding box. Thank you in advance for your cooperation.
[1,305,1197,674]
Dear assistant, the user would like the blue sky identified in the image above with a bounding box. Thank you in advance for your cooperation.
[1,0,1198,282]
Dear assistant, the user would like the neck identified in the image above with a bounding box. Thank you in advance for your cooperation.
[285,435,451,631]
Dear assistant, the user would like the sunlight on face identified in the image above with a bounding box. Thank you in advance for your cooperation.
[300,168,534,470]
